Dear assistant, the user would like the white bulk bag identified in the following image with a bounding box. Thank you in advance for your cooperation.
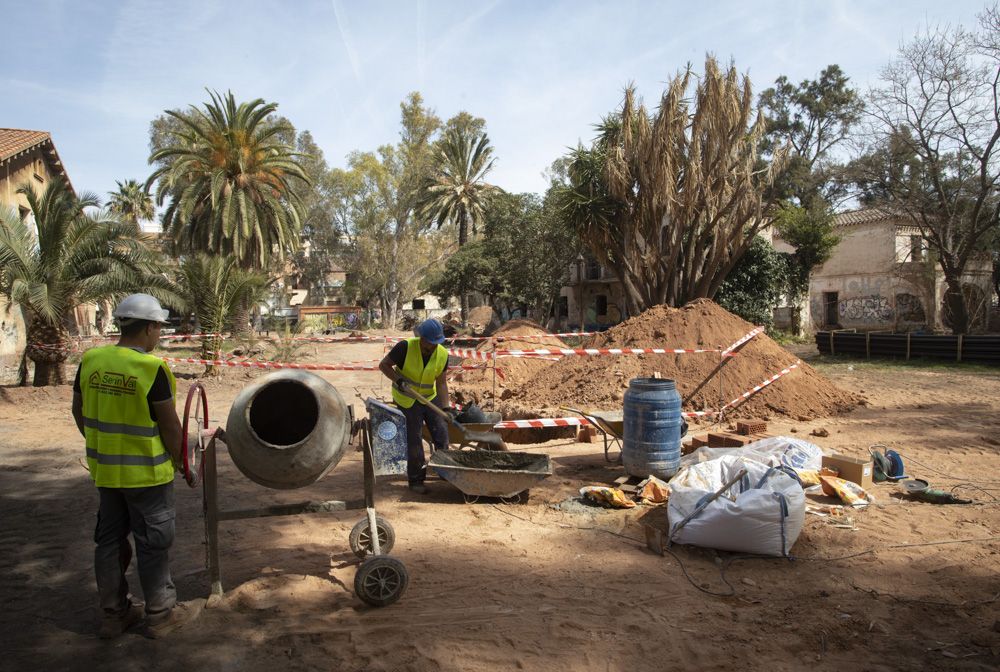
[668,455,805,557]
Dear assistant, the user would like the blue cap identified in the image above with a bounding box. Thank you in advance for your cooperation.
[416,319,446,344]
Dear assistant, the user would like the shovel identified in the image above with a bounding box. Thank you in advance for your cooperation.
[396,381,506,450]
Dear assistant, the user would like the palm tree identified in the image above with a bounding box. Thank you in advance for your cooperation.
[175,254,269,374]
[418,127,498,324]
[147,90,310,270]
[107,179,155,227]
[0,181,177,386]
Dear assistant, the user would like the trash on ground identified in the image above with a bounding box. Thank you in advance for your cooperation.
[819,475,873,508]
[580,486,636,508]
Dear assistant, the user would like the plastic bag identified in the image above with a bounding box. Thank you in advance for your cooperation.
[580,486,636,509]
[681,436,824,472]
[819,475,873,508]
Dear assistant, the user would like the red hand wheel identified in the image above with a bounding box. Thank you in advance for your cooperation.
[181,383,209,487]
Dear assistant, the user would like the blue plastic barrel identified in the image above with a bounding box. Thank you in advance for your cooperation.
[365,398,408,476]
[622,378,686,480]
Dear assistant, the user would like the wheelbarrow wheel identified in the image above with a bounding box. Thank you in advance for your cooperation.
[349,516,396,558]
[355,556,408,607]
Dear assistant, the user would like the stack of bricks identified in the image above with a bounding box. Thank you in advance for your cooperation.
[684,419,772,453]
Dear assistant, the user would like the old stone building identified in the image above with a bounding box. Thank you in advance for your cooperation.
[0,129,75,373]
[806,208,993,333]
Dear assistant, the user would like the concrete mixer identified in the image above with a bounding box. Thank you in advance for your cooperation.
[181,369,408,608]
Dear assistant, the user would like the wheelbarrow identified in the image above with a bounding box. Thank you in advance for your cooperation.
[428,450,552,503]
[422,411,505,451]
[562,406,624,463]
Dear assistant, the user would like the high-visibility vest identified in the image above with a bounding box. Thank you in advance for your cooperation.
[391,338,448,409]
[79,345,177,488]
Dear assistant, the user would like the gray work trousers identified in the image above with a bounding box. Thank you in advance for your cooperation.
[400,400,449,485]
[94,482,176,615]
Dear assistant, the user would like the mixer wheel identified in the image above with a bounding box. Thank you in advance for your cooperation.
[355,556,408,607]
[349,515,395,557]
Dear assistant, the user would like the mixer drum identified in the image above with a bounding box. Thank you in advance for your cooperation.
[224,370,351,489]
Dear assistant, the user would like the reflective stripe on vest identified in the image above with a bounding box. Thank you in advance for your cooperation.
[79,345,177,488]
[391,338,448,409]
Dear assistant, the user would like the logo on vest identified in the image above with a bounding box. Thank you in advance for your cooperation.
[89,370,138,397]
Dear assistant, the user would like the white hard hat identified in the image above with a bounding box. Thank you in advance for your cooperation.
[113,293,170,324]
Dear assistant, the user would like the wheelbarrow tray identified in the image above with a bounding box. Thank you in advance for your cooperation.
[429,450,552,498]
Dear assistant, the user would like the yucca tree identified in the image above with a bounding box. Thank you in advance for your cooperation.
[0,181,177,386]
[175,254,269,374]
[147,90,310,270]
[107,179,155,227]
[418,127,498,324]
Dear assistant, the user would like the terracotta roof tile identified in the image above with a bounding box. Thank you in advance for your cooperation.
[833,207,906,227]
[0,128,52,163]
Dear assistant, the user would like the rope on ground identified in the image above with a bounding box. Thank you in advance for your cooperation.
[798,535,1000,561]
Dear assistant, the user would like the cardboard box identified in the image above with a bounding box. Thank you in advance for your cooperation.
[822,453,874,489]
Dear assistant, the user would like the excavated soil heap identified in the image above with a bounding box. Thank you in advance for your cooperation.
[449,320,568,419]
[498,300,860,421]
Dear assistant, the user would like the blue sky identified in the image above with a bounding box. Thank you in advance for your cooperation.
[3,0,989,200]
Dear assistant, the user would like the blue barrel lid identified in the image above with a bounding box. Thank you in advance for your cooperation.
[628,377,677,392]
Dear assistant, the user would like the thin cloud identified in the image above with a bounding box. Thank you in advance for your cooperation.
[332,0,364,83]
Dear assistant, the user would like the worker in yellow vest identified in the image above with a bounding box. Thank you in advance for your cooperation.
[71,294,198,639]
[378,319,451,494]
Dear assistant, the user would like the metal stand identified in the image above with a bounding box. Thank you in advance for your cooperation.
[201,424,406,606]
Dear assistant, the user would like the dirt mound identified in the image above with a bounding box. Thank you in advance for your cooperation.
[460,299,861,421]
[450,321,568,421]
[467,306,500,335]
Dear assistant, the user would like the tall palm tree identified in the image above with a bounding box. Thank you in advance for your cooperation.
[147,90,310,270]
[418,127,498,324]
[0,181,177,386]
[107,179,155,227]
[175,254,269,374]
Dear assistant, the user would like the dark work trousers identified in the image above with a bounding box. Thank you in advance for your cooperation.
[94,482,177,616]
[400,400,449,485]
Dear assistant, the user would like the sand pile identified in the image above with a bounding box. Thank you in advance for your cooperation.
[456,300,860,421]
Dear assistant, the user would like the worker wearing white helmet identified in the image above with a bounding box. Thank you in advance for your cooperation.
[71,294,198,639]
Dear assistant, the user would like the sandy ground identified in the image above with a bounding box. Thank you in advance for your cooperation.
[1,339,999,671]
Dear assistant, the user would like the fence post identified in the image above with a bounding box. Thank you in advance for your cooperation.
[906,332,911,361]
[957,334,963,363]
[865,332,871,360]
[829,330,835,356]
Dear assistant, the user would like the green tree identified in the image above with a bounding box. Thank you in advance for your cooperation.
[107,179,155,227]
[418,124,498,324]
[431,191,578,322]
[716,235,788,327]
[175,254,269,374]
[0,181,176,386]
[147,90,309,270]
[773,201,840,300]
[758,65,864,205]
[561,56,790,315]
[336,93,456,329]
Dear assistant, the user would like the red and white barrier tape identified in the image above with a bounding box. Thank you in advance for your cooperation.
[490,359,800,430]
[722,326,765,355]
[719,361,801,411]
[162,356,492,372]
[493,346,727,357]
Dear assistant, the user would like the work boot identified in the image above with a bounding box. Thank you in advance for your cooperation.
[98,599,144,639]
[144,600,203,639]
[408,482,428,495]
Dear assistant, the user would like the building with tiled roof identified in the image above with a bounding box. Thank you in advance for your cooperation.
[1,129,77,373]
[803,207,992,333]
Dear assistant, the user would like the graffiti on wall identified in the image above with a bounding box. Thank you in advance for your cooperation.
[894,293,925,322]
[839,295,894,322]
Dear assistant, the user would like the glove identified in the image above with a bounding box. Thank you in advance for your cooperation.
[393,378,412,395]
